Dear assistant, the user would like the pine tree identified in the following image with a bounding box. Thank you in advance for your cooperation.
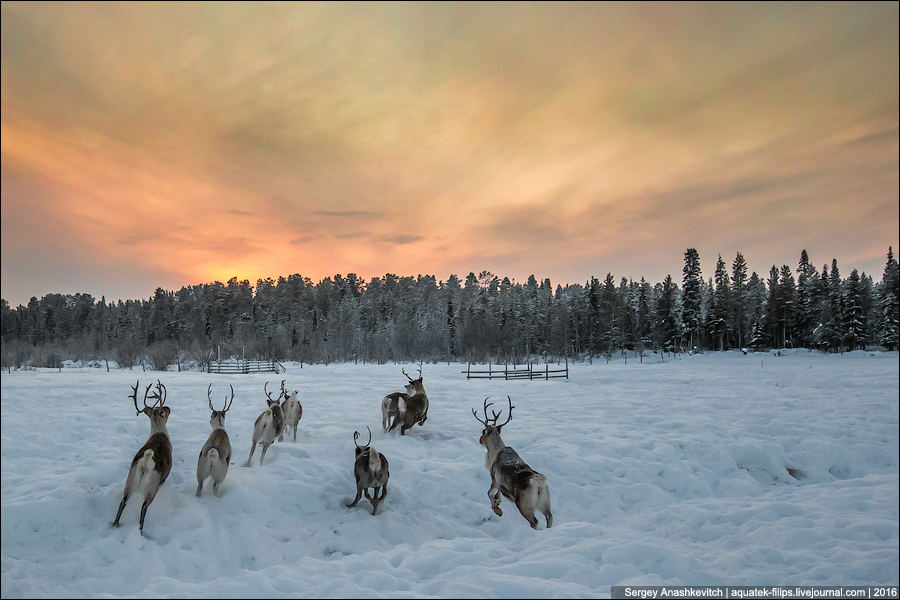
[766,266,781,348]
[682,248,702,351]
[795,249,818,348]
[655,275,678,353]
[779,265,796,348]
[829,259,844,350]
[731,252,748,349]
[843,269,866,350]
[878,247,899,350]
[711,254,730,350]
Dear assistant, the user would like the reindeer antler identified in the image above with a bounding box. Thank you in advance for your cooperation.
[472,396,513,427]
[224,385,234,412]
[144,380,166,408]
[354,426,372,449]
[129,381,147,415]
[264,381,284,403]
[497,396,514,428]
[472,397,494,426]
[208,384,234,412]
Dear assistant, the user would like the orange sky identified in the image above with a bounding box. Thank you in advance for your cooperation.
[2,2,898,307]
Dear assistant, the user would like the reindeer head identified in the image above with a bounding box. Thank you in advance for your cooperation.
[130,380,170,422]
[402,364,424,390]
[264,380,285,408]
[473,396,513,446]
[280,380,298,401]
[353,426,373,459]
[207,383,234,428]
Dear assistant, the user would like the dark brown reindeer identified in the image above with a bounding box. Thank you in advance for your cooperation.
[244,381,285,467]
[112,380,173,535]
[473,396,552,529]
[387,365,429,435]
[196,384,233,497]
[279,380,302,443]
[345,426,390,515]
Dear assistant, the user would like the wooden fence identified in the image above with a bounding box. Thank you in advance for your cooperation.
[208,359,283,374]
[463,359,568,380]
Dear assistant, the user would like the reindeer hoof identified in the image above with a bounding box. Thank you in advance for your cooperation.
[493,506,503,516]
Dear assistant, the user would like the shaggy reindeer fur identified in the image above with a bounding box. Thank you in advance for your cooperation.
[474,397,552,529]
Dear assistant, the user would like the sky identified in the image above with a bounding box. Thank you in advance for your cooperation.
[2,2,898,308]
[2,351,898,597]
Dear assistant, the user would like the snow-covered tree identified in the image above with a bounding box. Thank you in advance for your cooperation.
[877,247,899,350]
[682,248,703,351]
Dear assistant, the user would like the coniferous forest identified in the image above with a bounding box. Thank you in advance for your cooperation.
[2,247,898,371]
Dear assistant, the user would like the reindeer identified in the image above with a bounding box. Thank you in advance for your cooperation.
[279,380,302,443]
[473,396,552,529]
[196,384,233,497]
[112,380,172,535]
[346,426,390,515]
[381,382,414,432]
[244,381,285,467]
[387,365,429,435]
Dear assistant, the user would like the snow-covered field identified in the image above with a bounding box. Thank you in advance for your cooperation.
[2,350,898,598]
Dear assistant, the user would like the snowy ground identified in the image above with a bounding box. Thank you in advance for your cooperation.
[2,349,898,598]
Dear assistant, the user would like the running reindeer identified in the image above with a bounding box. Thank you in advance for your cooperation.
[386,365,429,435]
[472,396,552,529]
[196,384,234,497]
[346,426,390,515]
[381,381,414,432]
[112,380,173,535]
[244,381,285,467]
[278,380,302,443]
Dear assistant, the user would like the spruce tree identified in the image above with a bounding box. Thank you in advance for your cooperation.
[829,259,844,350]
[779,265,796,348]
[655,275,678,353]
[843,269,866,350]
[682,248,703,351]
[795,249,818,348]
[711,254,730,350]
[878,247,899,350]
[766,266,781,348]
[731,252,748,349]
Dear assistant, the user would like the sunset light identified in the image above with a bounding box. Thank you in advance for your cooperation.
[2,2,897,306]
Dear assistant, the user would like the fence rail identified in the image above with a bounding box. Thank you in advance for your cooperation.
[463,359,568,380]
[208,359,283,374]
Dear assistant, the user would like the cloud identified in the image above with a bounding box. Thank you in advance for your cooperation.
[1,2,896,306]
[379,235,424,245]
[316,210,382,219]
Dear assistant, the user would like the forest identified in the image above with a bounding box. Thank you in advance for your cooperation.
[2,247,898,371]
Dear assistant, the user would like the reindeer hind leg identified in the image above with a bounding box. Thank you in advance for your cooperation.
[138,495,154,533]
[112,491,129,526]
[347,487,363,508]
[244,441,257,467]
[516,498,540,529]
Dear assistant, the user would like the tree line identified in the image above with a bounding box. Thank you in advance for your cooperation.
[2,247,898,371]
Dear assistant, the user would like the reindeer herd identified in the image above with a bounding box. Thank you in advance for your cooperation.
[111,366,552,535]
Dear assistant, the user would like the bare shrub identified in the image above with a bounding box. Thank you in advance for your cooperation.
[188,344,215,372]
[146,341,178,371]
[36,344,65,369]
[1,340,35,370]
[115,335,143,369]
